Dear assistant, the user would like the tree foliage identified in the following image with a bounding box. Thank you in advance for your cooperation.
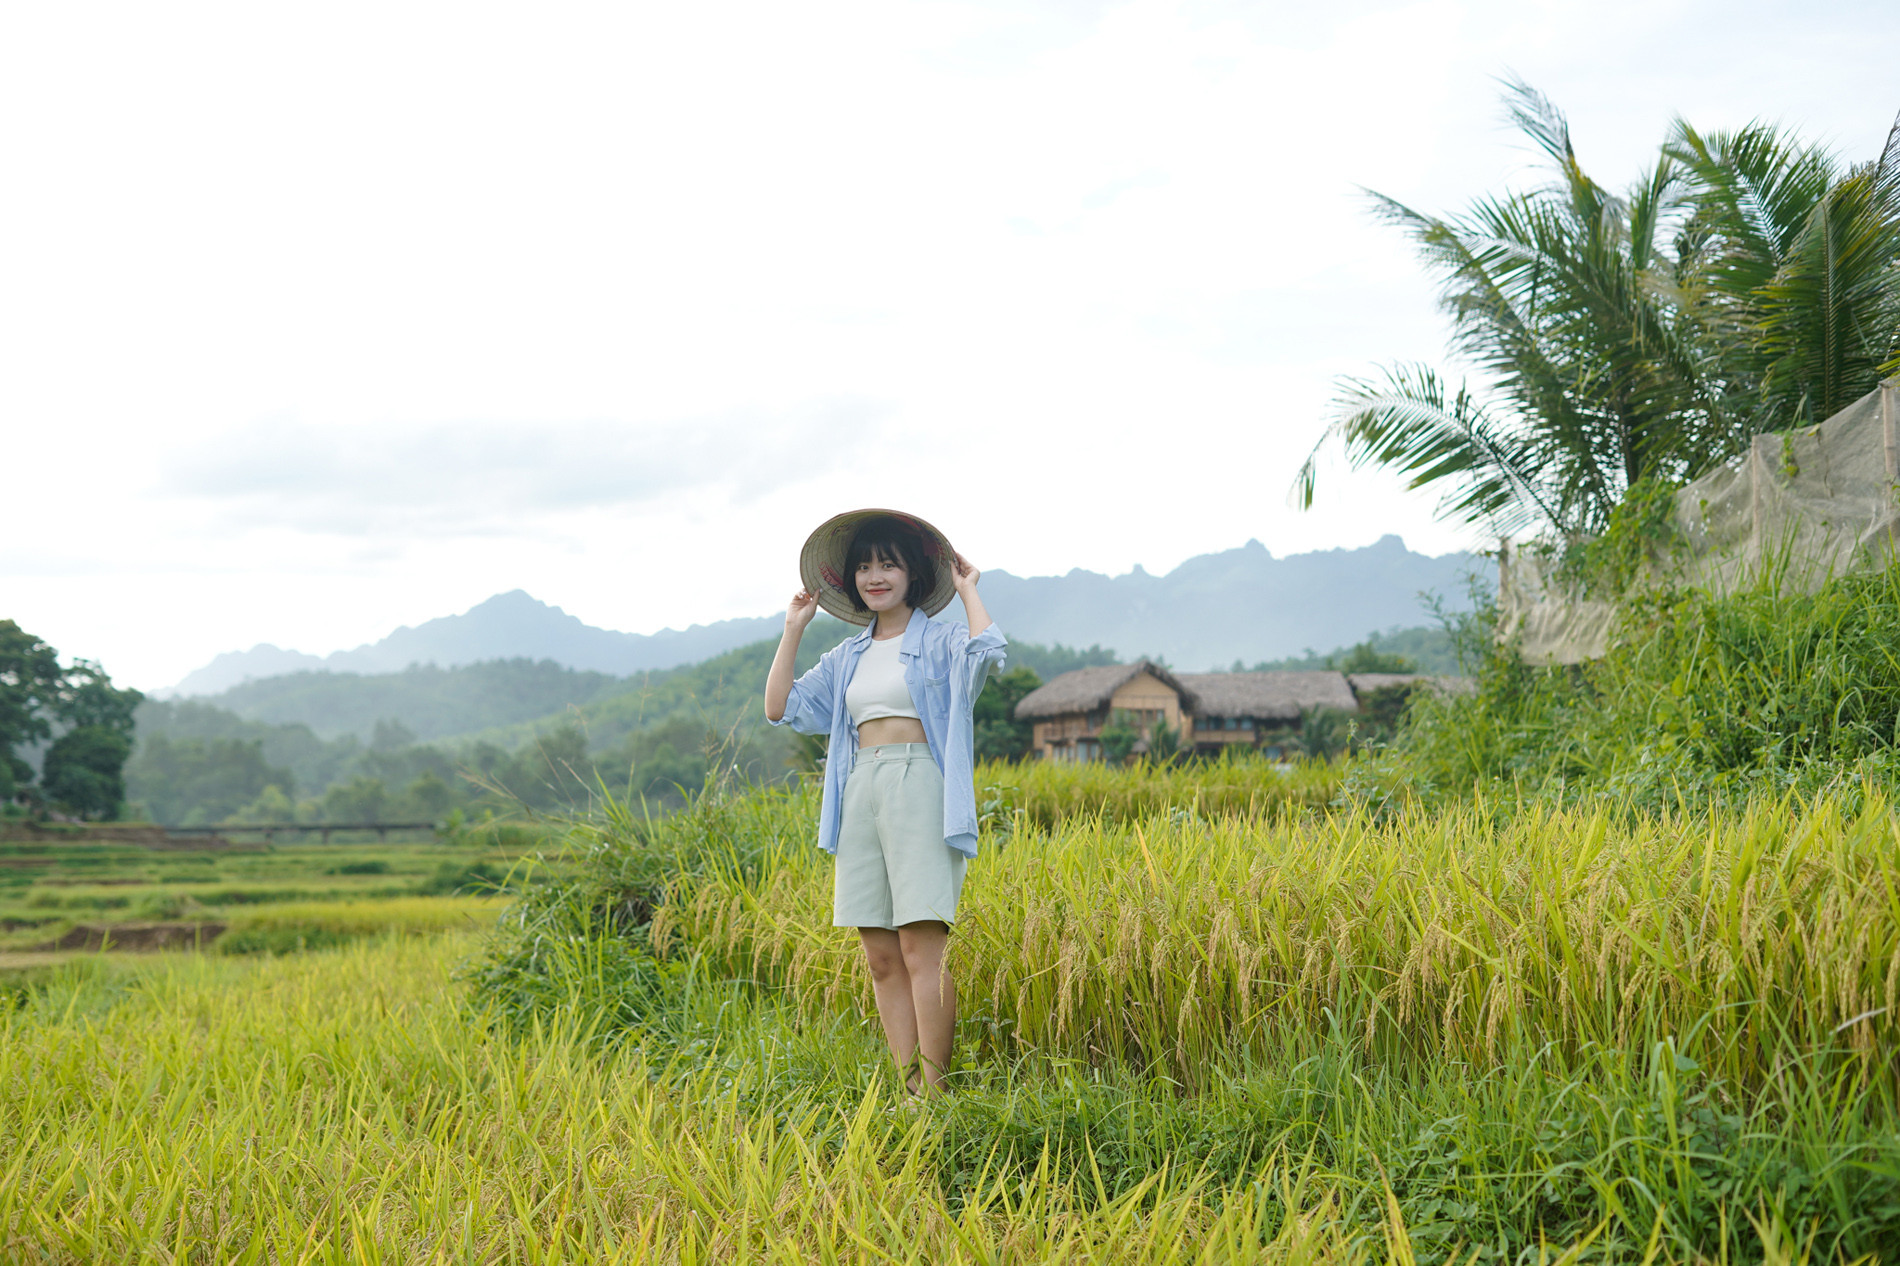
[41,727,133,818]
[1298,81,1900,538]
[0,621,143,816]
[974,666,1043,763]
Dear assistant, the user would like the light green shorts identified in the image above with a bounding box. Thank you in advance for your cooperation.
[834,743,967,930]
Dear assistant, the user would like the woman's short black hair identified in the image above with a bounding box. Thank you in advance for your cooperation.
[843,515,937,613]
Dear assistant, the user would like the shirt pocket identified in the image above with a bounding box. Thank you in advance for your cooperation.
[917,673,952,723]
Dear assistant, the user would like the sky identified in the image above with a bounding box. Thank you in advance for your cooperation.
[5,0,1898,691]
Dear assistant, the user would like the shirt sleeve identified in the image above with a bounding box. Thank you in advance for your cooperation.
[960,623,1008,699]
[770,644,839,735]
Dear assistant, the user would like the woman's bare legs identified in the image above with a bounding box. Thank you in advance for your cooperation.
[858,928,919,1091]
[858,921,956,1096]
[898,921,955,1093]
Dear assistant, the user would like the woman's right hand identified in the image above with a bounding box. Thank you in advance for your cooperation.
[786,589,819,633]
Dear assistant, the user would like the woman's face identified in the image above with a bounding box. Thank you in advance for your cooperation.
[856,550,909,615]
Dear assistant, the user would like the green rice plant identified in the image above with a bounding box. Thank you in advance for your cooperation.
[213,896,507,954]
[658,791,1900,1094]
[0,936,1424,1264]
[976,752,1341,834]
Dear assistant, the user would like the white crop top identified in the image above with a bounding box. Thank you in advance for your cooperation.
[845,634,919,724]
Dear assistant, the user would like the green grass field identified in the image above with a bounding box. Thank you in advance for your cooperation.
[0,831,541,954]
[6,755,1900,1261]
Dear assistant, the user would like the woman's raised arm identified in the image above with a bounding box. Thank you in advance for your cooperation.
[764,589,820,723]
[952,554,990,637]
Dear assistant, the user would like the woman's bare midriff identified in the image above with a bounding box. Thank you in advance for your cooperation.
[858,717,927,747]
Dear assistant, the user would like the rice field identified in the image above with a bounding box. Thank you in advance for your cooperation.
[0,831,543,953]
[662,790,1900,1086]
[0,935,1425,1263]
[8,761,1900,1260]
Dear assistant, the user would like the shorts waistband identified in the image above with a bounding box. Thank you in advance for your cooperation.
[854,742,932,766]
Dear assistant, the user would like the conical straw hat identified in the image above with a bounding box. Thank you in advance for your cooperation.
[798,508,957,625]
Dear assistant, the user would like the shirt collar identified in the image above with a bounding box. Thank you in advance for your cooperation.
[850,606,929,652]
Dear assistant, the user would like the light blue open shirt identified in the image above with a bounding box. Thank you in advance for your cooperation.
[771,607,1008,858]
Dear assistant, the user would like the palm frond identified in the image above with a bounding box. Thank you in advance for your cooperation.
[1294,365,1561,537]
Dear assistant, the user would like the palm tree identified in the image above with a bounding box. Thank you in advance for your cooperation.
[1670,118,1900,432]
[1296,81,1900,540]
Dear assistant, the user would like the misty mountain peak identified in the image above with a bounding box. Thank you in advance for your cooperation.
[169,537,1481,694]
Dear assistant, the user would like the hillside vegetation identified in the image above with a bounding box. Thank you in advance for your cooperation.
[199,658,630,742]
[1373,559,1900,810]
[125,627,1121,824]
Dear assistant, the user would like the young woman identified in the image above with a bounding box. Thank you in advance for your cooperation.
[764,509,1006,1097]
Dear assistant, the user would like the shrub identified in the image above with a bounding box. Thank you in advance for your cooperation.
[418,860,510,895]
[1381,558,1900,809]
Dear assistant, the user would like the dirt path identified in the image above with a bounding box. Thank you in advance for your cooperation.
[30,922,228,952]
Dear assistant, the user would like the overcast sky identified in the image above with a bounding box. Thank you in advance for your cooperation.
[5,0,1897,690]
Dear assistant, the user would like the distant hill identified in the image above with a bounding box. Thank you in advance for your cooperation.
[167,591,783,696]
[166,535,1481,695]
[197,658,631,742]
[171,627,1124,749]
[943,534,1480,670]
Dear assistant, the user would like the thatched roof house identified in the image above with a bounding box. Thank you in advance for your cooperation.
[1013,660,1472,762]
[1175,670,1357,723]
[1016,662,1372,761]
[1012,661,1198,763]
[1347,673,1476,698]
[1013,661,1200,719]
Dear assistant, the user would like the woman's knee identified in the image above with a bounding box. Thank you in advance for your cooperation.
[897,921,948,974]
[860,933,906,981]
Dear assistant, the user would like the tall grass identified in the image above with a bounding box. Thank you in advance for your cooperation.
[212,895,508,953]
[977,754,1342,833]
[1385,561,1900,807]
[468,776,1900,1258]
[659,792,1900,1091]
[0,936,1420,1264]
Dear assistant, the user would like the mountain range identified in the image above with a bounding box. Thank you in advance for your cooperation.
[167,535,1483,696]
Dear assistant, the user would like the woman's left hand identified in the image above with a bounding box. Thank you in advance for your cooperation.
[952,552,980,593]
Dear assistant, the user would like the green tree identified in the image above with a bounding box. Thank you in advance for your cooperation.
[401,770,455,820]
[1145,717,1180,765]
[59,661,143,734]
[322,776,389,823]
[1297,707,1352,763]
[129,734,294,825]
[1098,712,1141,766]
[0,621,64,803]
[1296,82,1900,538]
[44,660,143,818]
[973,666,1043,762]
[1671,117,1900,430]
[230,783,296,823]
[41,726,133,818]
[1331,640,1416,674]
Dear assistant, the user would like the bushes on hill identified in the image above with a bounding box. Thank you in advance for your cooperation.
[1375,560,1900,808]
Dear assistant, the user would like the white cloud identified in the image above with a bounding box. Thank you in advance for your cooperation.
[3,0,1898,688]
[160,400,890,535]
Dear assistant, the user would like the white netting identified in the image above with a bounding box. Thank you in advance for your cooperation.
[1499,380,1900,665]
